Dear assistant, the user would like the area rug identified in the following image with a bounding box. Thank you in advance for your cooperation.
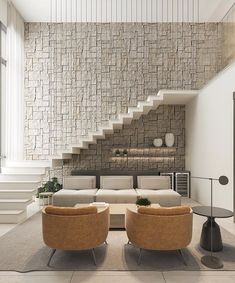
[1,211,235,272]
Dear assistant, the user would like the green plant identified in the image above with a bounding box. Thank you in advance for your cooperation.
[123,149,128,156]
[115,149,121,156]
[36,177,62,198]
[136,197,151,206]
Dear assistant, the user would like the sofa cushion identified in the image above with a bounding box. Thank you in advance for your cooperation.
[136,189,181,207]
[137,176,170,190]
[100,176,133,190]
[45,205,97,215]
[63,176,96,190]
[52,189,97,206]
[138,206,191,216]
[96,189,137,203]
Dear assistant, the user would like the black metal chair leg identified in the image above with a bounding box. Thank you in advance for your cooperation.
[137,248,142,265]
[178,249,187,266]
[92,248,97,265]
[47,249,56,266]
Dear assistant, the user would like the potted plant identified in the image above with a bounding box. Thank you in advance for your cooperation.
[37,177,62,199]
[136,197,151,207]
[115,149,121,157]
[123,149,128,156]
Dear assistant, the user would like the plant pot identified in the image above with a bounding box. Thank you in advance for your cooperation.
[165,133,174,147]
[153,138,163,147]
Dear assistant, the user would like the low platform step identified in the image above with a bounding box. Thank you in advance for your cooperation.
[1,167,47,175]
[0,181,41,190]
[0,173,44,182]
[0,210,26,224]
[0,189,36,199]
[0,199,33,210]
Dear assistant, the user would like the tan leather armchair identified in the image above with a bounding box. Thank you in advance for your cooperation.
[125,206,193,264]
[42,206,110,266]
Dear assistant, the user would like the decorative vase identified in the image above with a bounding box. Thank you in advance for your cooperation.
[165,133,174,147]
[153,138,163,147]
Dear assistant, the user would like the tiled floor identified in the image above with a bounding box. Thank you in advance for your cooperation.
[0,198,235,283]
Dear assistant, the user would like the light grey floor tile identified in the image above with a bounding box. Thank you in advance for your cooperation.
[163,274,235,283]
[71,271,165,283]
[0,274,72,283]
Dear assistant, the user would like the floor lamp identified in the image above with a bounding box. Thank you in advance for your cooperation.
[191,175,229,269]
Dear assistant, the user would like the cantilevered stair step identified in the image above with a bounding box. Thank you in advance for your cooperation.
[0,173,44,182]
[0,181,41,190]
[0,210,26,224]
[0,199,33,210]
[0,189,36,199]
[1,167,47,175]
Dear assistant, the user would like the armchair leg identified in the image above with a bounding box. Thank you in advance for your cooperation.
[92,248,97,266]
[47,249,56,266]
[137,248,142,265]
[178,249,187,266]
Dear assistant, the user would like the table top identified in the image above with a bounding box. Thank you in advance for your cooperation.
[75,203,160,215]
[192,206,233,218]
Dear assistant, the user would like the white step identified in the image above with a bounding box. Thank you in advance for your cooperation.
[0,199,33,210]
[0,181,41,190]
[0,173,43,182]
[0,210,26,224]
[1,167,47,175]
[5,160,50,168]
[0,189,36,199]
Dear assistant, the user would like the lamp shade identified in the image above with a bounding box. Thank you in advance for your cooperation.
[218,176,229,185]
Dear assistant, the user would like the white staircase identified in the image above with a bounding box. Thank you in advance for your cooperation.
[49,89,198,167]
[0,89,198,223]
[0,161,49,223]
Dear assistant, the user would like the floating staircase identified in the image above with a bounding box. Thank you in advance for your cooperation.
[0,89,198,223]
[50,89,198,167]
[0,161,49,223]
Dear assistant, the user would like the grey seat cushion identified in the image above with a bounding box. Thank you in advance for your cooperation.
[96,189,138,203]
[136,189,181,207]
[52,189,97,206]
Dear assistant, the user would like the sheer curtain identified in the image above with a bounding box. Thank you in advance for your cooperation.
[4,2,24,162]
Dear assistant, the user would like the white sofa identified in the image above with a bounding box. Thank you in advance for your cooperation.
[52,175,181,207]
[95,176,138,203]
[52,176,97,206]
[136,176,181,206]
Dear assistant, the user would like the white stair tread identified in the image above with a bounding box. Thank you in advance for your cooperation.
[0,181,40,184]
[0,199,31,203]
[0,190,36,193]
[0,210,25,215]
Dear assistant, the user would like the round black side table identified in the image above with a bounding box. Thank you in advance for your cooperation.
[192,206,233,252]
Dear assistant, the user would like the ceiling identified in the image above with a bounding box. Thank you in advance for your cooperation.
[11,0,235,22]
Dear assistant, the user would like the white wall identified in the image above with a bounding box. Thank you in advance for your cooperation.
[0,0,7,26]
[11,0,232,23]
[186,62,235,211]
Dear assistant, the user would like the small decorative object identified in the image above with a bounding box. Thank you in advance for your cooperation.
[37,177,62,198]
[123,149,128,156]
[153,138,163,147]
[136,197,151,207]
[165,133,174,147]
[115,149,120,156]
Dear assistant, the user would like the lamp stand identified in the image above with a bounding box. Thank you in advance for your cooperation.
[200,179,223,269]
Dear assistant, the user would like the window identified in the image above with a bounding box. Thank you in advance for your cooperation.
[0,21,7,164]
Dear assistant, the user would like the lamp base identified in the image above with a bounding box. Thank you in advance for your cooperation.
[201,255,223,269]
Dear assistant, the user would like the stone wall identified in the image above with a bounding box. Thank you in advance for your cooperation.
[51,105,185,179]
[24,23,222,160]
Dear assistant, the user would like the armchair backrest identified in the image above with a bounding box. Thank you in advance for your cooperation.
[125,208,192,251]
[42,206,109,250]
